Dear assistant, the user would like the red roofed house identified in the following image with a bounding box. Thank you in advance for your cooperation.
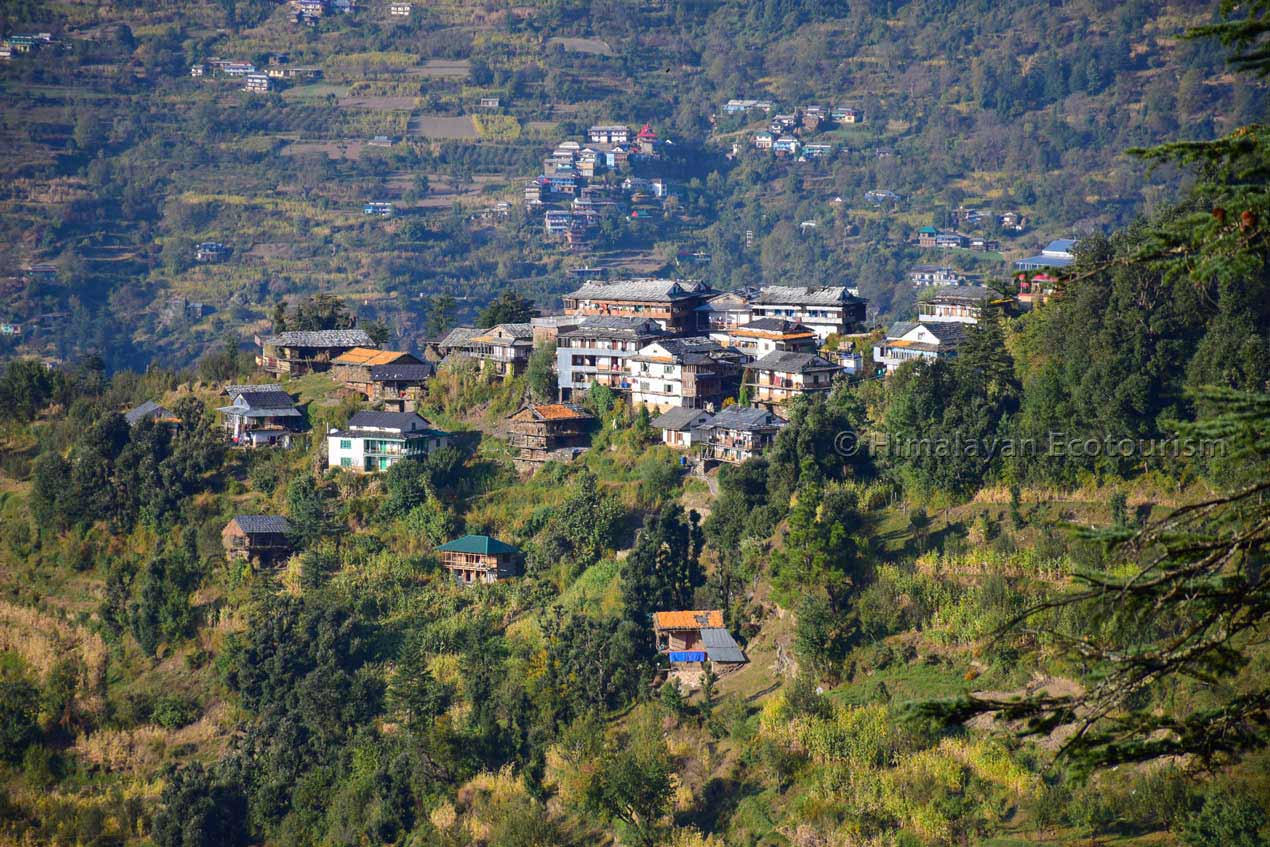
[635,123,658,156]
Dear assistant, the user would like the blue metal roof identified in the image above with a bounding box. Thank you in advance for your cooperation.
[668,651,706,663]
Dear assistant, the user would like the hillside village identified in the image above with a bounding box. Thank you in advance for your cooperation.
[1,1,1269,846]
[0,0,1244,371]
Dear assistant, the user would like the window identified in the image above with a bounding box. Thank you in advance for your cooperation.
[339,439,352,450]
[340,457,351,467]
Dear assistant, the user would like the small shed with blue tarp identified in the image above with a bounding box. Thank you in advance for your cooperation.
[654,609,747,668]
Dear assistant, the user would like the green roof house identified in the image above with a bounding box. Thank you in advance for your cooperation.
[436,535,522,585]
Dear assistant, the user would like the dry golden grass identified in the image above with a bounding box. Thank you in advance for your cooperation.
[0,600,108,712]
[72,702,232,775]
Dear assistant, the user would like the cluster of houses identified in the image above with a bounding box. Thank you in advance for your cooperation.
[908,265,969,287]
[191,56,321,92]
[196,242,229,263]
[951,207,1027,232]
[526,123,668,249]
[872,285,1006,374]
[221,508,748,675]
[1013,238,1078,305]
[425,278,870,468]
[0,31,57,61]
[747,104,862,161]
[915,226,1000,253]
[290,0,356,24]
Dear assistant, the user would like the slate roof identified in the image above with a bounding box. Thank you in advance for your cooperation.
[435,534,521,555]
[886,321,919,339]
[925,322,971,345]
[436,326,481,349]
[472,323,534,342]
[531,315,583,329]
[346,410,435,432]
[230,515,292,535]
[703,405,785,432]
[753,285,862,306]
[260,329,373,348]
[697,290,753,310]
[369,363,434,382]
[748,350,837,372]
[700,627,747,664]
[928,285,994,304]
[566,279,713,303]
[652,407,714,431]
[223,384,291,398]
[221,387,302,413]
[732,318,816,335]
[884,322,971,350]
[561,316,667,340]
[634,337,737,365]
[124,399,176,426]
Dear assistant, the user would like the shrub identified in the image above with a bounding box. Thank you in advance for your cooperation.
[152,695,199,729]
[1179,787,1267,847]
[0,658,40,762]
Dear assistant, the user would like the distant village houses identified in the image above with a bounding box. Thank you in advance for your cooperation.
[698,405,786,463]
[196,241,229,262]
[555,316,667,401]
[1014,238,1078,271]
[217,384,306,448]
[330,348,425,399]
[223,515,292,566]
[256,329,376,376]
[437,535,522,585]
[563,279,716,335]
[435,324,535,378]
[873,321,971,374]
[651,407,716,450]
[748,285,866,342]
[626,337,746,413]
[506,402,597,469]
[327,411,450,472]
[713,318,819,358]
[908,264,962,287]
[653,610,747,673]
[588,124,631,144]
[744,351,839,411]
[918,286,996,324]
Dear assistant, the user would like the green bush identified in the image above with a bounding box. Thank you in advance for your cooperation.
[152,695,200,729]
[1179,787,1268,847]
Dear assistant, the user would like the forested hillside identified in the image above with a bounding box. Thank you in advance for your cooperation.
[0,0,1265,368]
[1,1,1270,846]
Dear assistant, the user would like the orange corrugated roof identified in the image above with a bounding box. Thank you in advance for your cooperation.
[333,348,410,366]
[536,404,588,420]
[511,403,591,422]
[653,610,724,630]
